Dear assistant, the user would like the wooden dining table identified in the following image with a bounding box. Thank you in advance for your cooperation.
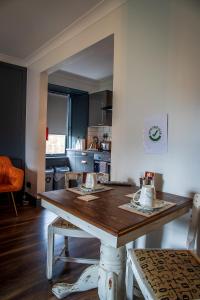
[39,185,192,300]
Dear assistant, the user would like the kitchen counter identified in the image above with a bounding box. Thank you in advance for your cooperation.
[66,149,111,173]
[66,148,111,153]
[66,149,111,161]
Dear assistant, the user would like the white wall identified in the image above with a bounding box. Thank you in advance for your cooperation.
[26,0,200,248]
[112,0,200,198]
[26,70,48,196]
[48,70,113,93]
[111,0,200,249]
[26,2,117,197]
[98,76,113,91]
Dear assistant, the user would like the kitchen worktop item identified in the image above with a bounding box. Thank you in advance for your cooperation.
[100,141,111,151]
[89,136,99,150]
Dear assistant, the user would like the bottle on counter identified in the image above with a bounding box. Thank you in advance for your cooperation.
[75,137,81,150]
[80,139,86,150]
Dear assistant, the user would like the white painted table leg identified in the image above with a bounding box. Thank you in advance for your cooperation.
[47,225,54,280]
[52,264,98,299]
[98,243,126,300]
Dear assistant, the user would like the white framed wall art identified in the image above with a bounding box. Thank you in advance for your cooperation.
[144,114,168,154]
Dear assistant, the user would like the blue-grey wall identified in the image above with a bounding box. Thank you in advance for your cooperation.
[0,62,27,168]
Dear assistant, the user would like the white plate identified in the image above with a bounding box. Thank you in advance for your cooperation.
[131,199,166,211]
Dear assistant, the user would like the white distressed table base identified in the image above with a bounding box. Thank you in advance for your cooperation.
[52,264,98,299]
[52,243,127,300]
[98,243,126,300]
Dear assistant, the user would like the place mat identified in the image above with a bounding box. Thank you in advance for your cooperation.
[67,185,113,196]
[119,200,176,217]
[77,195,99,202]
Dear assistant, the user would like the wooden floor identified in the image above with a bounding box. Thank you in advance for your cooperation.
[0,199,100,300]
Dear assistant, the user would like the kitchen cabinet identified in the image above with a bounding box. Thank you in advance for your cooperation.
[89,90,112,126]
[67,150,94,173]
[67,150,77,172]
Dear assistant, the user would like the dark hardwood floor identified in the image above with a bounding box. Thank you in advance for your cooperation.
[0,199,100,300]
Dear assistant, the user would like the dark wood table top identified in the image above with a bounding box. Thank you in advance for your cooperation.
[39,186,192,238]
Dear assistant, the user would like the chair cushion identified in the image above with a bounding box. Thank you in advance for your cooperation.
[0,184,18,193]
[0,156,24,191]
[52,217,78,229]
[133,249,200,300]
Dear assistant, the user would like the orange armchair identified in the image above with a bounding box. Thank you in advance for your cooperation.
[0,156,24,216]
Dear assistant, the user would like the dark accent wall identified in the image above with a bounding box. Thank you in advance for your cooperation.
[71,93,89,148]
[0,62,27,168]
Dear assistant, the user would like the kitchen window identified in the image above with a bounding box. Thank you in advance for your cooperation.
[46,84,89,155]
[46,91,69,156]
[46,134,66,155]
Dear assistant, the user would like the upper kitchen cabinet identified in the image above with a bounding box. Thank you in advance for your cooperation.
[89,90,112,126]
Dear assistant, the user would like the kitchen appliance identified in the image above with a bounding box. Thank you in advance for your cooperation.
[94,152,111,178]
[100,141,111,151]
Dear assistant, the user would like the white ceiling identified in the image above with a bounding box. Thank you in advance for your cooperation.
[0,0,102,58]
[58,35,114,80]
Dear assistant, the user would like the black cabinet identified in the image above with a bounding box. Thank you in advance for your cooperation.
[89,90,112,126]
[67,150,94,173]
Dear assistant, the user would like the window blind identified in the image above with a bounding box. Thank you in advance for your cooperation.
[47,92,68,135]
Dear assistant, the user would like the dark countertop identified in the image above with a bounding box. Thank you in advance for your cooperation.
[66,149,111,154]
[66,149,111,163]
